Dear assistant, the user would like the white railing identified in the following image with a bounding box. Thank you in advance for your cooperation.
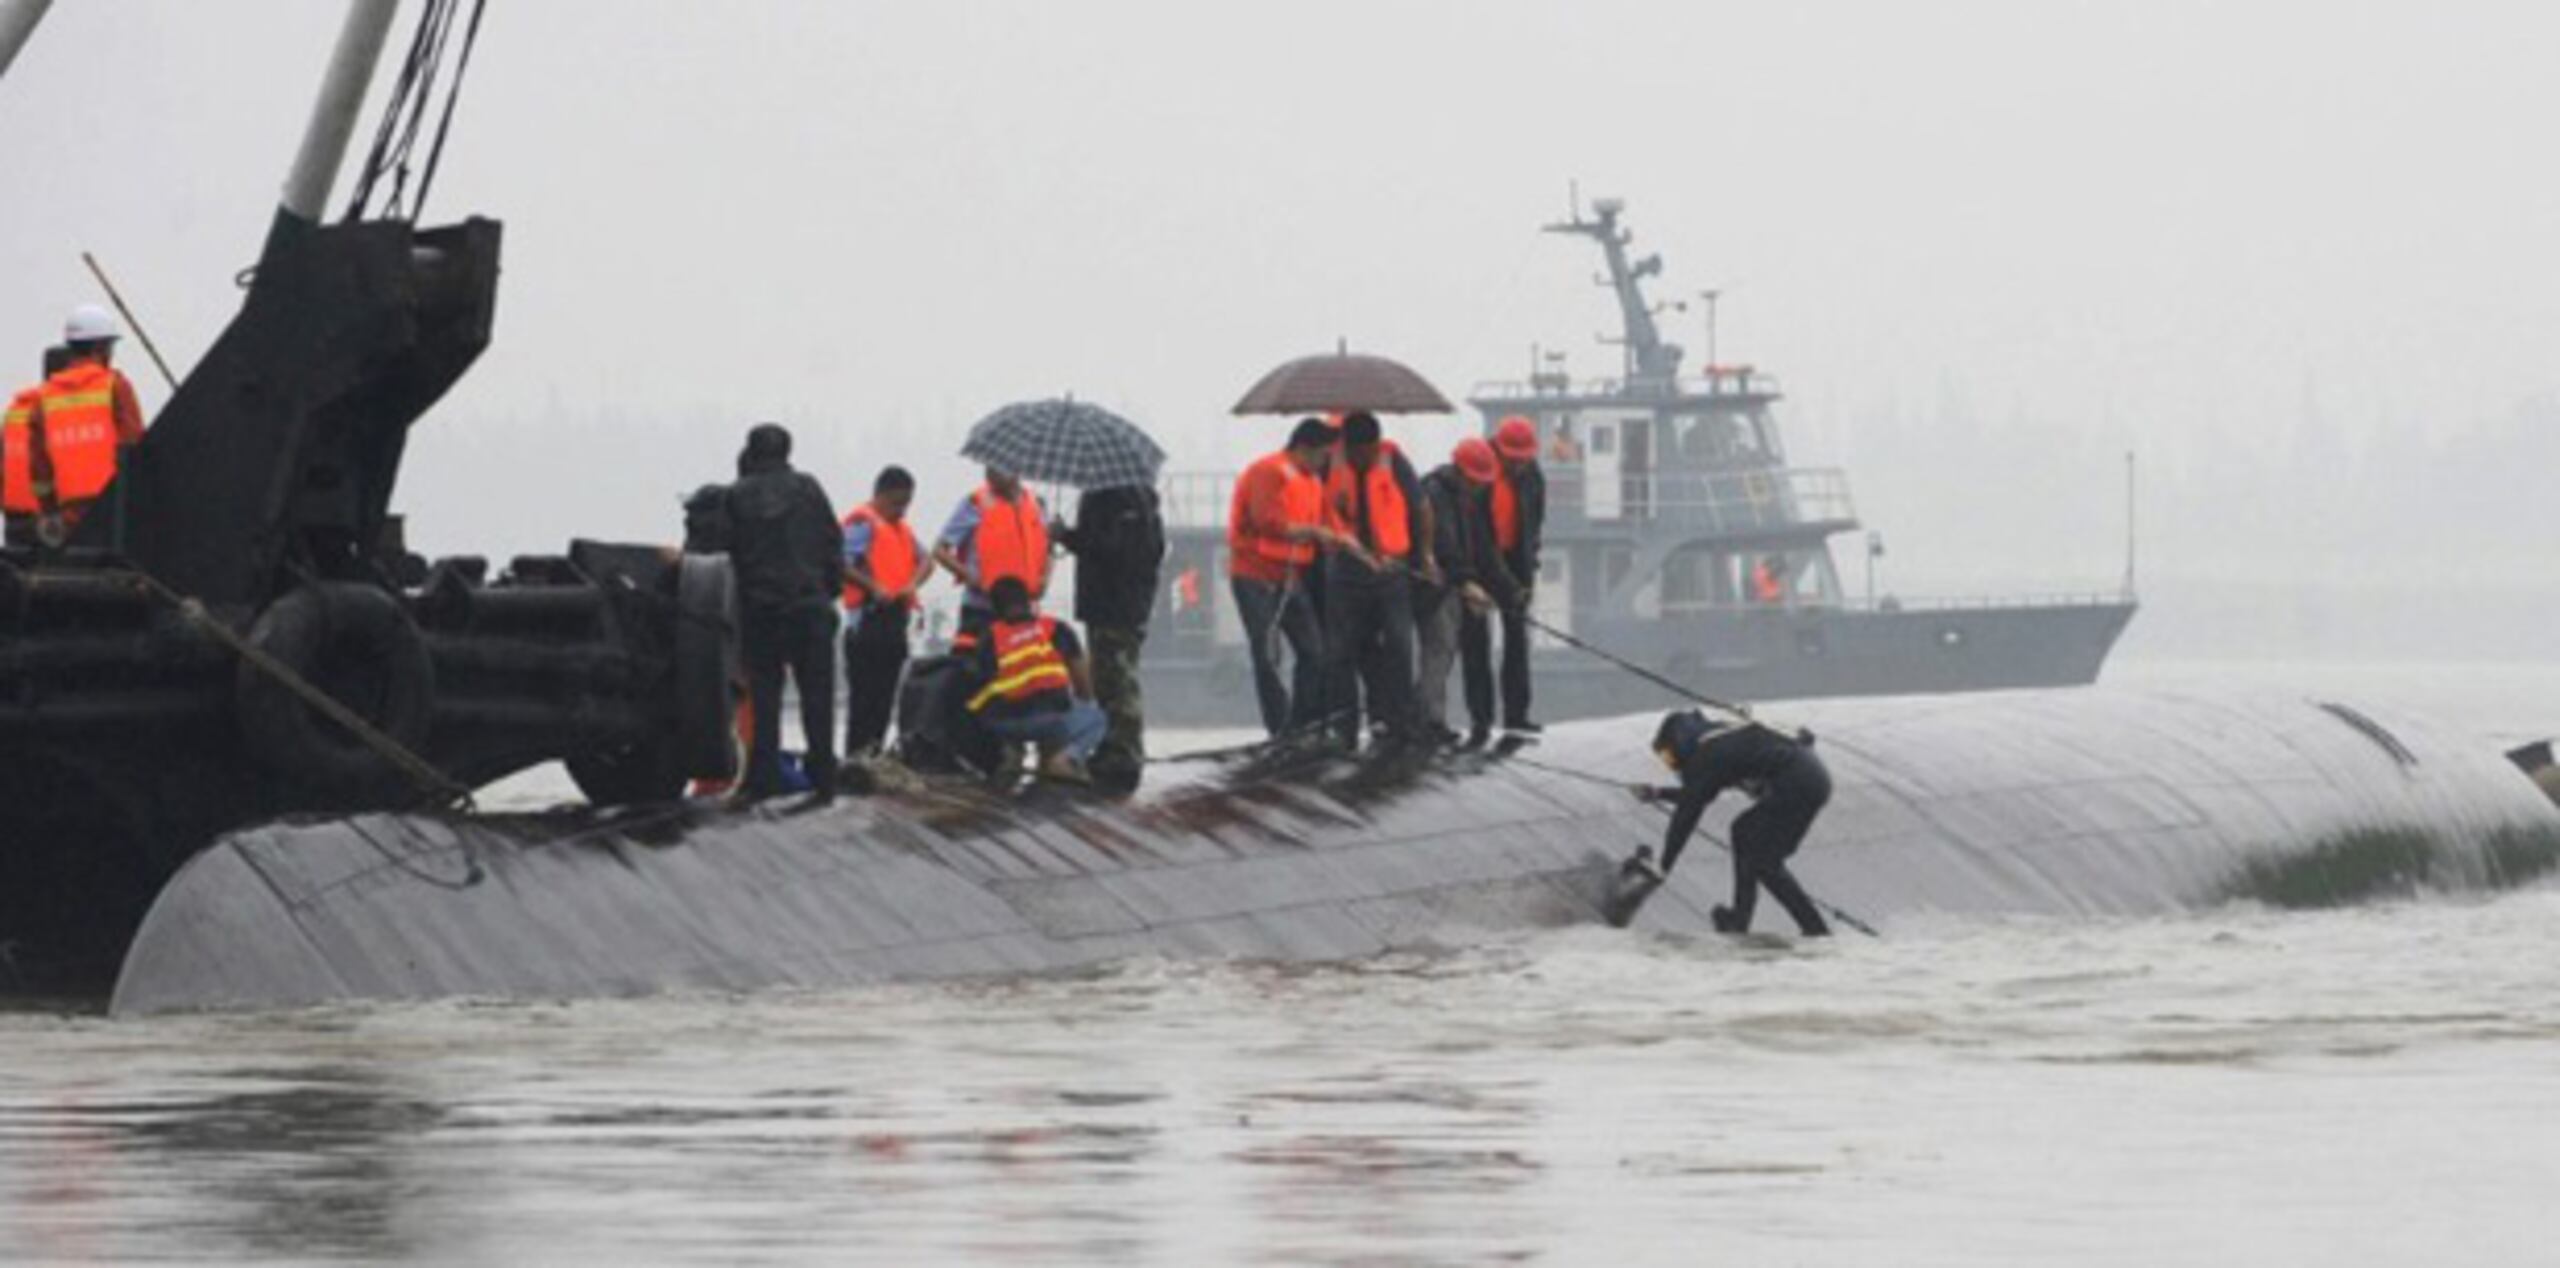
[1547,466,1856,531]
[1467,370,1784,402]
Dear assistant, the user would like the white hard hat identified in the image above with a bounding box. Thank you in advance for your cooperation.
[64,303,118,343]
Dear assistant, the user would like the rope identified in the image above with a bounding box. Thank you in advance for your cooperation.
[1514,609,1753,723]
[126,570,476,814]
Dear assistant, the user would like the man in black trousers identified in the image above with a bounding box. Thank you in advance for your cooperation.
[724,422,843,802]
[1461,416,1547,745]
[1629,708,1833,936]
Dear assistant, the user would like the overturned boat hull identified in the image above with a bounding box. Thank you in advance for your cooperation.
[112,686,2560,1015]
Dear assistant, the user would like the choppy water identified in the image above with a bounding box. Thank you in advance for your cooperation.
[4,663,2559,1264]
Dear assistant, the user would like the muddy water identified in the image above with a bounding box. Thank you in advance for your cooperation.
[4,893,2557,1264]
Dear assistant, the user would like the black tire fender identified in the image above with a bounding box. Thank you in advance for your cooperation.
[672,553,740,781]
[235,582,436,796]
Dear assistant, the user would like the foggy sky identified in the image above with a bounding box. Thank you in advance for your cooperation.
[4,1,2554,660]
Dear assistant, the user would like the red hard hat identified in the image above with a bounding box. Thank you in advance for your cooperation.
[1453,437,1499,484]
[1493,415,1538,461]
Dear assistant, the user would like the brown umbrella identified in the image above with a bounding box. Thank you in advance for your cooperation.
[1230,340,1453,415]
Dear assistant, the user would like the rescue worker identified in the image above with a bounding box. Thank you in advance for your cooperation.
[1319,412,1433,750]
[1629,708,1832,936]
[965,576,1107,782]
[932,464,1049,637]
[1460,415,1545,745]
[722,423,843,802]
[2,345,73,547]
[1750,555,1787,604]
[1226,418,1352,738]
[841,465,925,759]
[1053,481,1166,794]
[17,307,147,545]
[1413,437,1513,744]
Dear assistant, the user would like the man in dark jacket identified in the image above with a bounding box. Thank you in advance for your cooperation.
[1053,483,1165,793]
[1413,438,1515,744]
[723,422,844,802]
[1461,417,1548,744]
[1629,709,1832,936]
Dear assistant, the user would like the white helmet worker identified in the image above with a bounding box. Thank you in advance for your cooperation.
[63,303,118,344]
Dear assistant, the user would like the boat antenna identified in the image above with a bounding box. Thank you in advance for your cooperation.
[2121,451,2138,599]
[1542,197,1683,386]
[343,0,491,223]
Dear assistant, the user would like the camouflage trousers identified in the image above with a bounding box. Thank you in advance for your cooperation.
[1087,623,1147,785]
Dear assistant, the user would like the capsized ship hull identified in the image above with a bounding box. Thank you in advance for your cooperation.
[111,685,2559,1016]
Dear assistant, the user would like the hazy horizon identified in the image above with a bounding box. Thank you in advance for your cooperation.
[4,1,2552,664]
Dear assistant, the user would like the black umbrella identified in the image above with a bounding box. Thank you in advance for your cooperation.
[960,397,1165,490]
[1231,341,1453,416]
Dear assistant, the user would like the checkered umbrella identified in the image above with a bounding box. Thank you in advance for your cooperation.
[960,397,1165,490]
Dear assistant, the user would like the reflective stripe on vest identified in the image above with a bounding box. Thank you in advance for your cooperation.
[34,363,121,505]
[842,503,920,608]
[967,616,1072,711]
[1226,451,1321,567]
[1,389,37,515]
[971,486,1049,596]
[1325,457,1411,559]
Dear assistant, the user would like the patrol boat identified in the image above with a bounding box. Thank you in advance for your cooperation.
[1141,198,2137,725]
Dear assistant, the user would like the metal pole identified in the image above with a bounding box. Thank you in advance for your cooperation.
[0,0,52,82]
[80,253,179,393]
[279,0,400,223]
[2122,450,2137,598]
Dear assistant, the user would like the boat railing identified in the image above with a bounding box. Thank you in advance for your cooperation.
[1161,465,1859,534]
[1668,590,2133,615]
[1546,466,1856,532]
[1467,369,1784,403]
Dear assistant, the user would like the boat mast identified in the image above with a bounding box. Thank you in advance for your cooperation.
[0,0,54,82]
[272,0,401,246]
[1543,197,1684,388]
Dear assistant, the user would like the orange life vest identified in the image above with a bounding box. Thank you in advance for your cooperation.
[971,485,1049,597]
[967,615,1073,713]
[1490,470,1521,552]
[31,362,121,507]
[842,502,920,608]
[1227,450,1323,571]
[1751,560,1785,603]
[1325,455,1412,560]
[1,387,39,515]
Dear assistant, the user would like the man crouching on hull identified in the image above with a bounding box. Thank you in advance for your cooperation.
[1630,709,1832,936]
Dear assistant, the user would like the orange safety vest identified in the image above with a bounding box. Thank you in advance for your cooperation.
[1490,470,1521,552]
[1751,560,1785,603]
[30,362,122,507]
[842,502,920,608]
[1325,456,1412,560]
[971,485,1049,597]
[967,615,1073,713]
[1227,451,1323,570]
[1,386,39,515]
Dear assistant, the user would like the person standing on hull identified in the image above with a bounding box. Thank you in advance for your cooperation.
[17,306,148,546]
[1226,419,1351,739]
[2,344,74,547]
[1461,415,1545,745]
[840,465,925,759]
[965,577,1108,782]
[723,423,845,802]
[1319,412,1432,751]
[1053,481,1166,793]
[932,464,1050,645]
[1629,708,1833,936]
[1413,437,1513,745]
